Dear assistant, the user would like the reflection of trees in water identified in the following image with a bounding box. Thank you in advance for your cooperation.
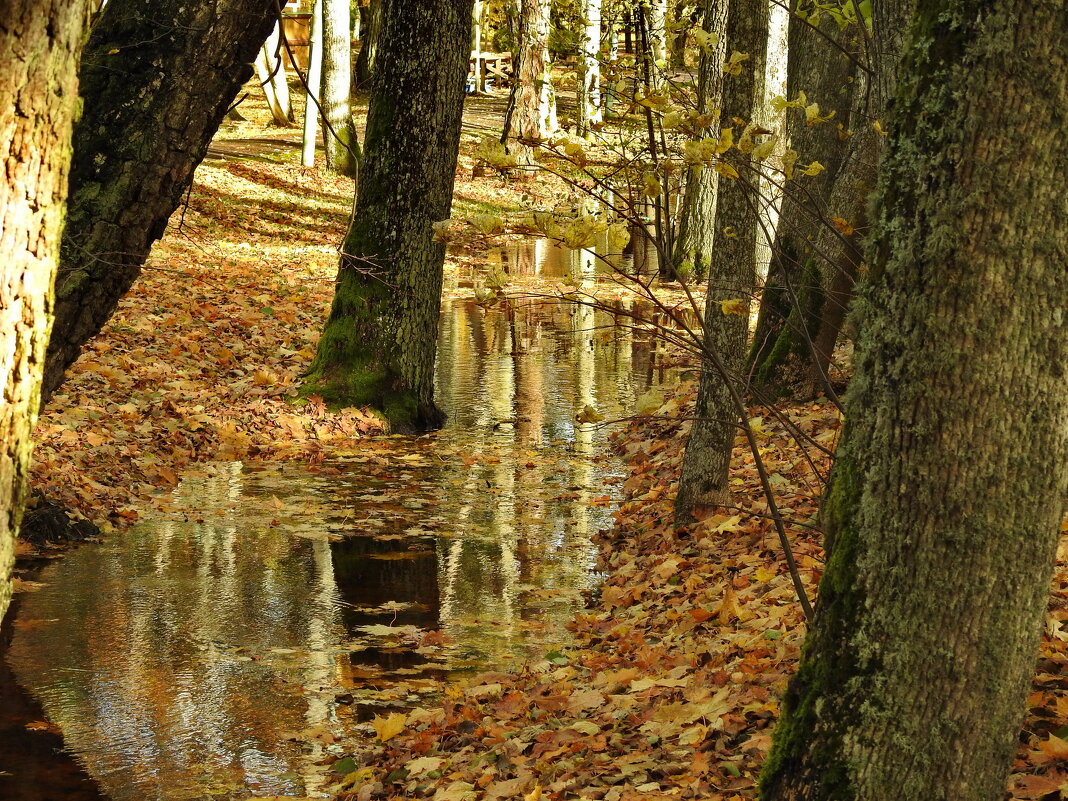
[9,464,348,801]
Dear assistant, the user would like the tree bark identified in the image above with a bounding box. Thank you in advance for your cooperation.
[512,0,556,163]
[302,0,324,167]
[576,0,602,136]
[746,10,862,395]
[354,0,381,88]
[302,0,474,432]
[0,0,89,622]
[264,21,294,123]
[42,0,277,404]
[674,0,768,522]
[671,0,728,280]
[322,0,358,175]
[761,0,1068,796]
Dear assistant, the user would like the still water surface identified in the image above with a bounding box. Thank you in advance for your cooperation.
[7,292,673,800]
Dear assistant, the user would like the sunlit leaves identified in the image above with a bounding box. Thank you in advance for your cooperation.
[804,102,836,126]
[371,712,408,742]
[723,51,750,76]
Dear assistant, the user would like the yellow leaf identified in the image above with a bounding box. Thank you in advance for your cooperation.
[714,161,740,180]
[107,48,120,55]
[751,135,778,161]
[371,712,407,742]
[781,148,798,180]
[714,126,735,154]
[525,784,543,801]
[723,50,750,75]
[719,298,747,315]
[642,171,662,197]
[799,161,826,177]
[832,217,855,235]
[575,404,605,424]
[804,102,836,126]
[873,119,888,136]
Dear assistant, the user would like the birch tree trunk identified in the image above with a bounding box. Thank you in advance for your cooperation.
[42,0,277,403]
[302,0,324,167]
[761,0,1068,796]
[302,0,474,432]
[265,21,294,123]
[576,0,602,136]
[0,0,89,622]
[322,0,358,175]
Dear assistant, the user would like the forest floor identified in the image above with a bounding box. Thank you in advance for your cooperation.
[20,85,1068,801]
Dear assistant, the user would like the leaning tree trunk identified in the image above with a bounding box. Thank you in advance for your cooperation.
[746,10,861,395]
[0,0,89,622]
[761,0,1068,796]
[42,0,277,404]
[322,0,358,175]
[670,0,727,281]
[302,0,474,432]
[674,0,767,523]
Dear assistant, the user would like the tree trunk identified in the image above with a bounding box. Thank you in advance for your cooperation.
[354,0,381,88]
[576,0,602,136]
[42,0,277,404]
[302,0,324,167]
[322,0,358,175]
[0,0,89,622]
[302,0,474,432]
[255,46,291,126]
[671,0,727,280]
[512,0,555,163]
[471,0,487,94]
[761,0,1068,796]
[746,7,865,396]
[264,21,294,122]
[674,0,768,523]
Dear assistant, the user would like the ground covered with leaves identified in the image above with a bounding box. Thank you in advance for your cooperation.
[330,387,1068,801]
[22,87,1068,801]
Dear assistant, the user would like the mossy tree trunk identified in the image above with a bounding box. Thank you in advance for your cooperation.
[761,0,1068,795]
[0,0,90,622]
[42,0,277,403]
[747,9,862,396]
[302,0,474,433]
[673,0,767,523]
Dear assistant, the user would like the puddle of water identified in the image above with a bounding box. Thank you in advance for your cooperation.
[5,295,676,800]
[477,231,660,279]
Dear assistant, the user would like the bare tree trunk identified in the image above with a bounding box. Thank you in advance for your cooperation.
[512,0,556,163]
[265,21,294,122]
[674,0,768,523]
[762,0,1068,796]
[471,0,486,94]
[576,0,602,136]
[322,0,358,175]
[0,0,89,622]
[302,0,474,432]
[42,0,277,403]
[302,0,324,167]
[255,46,291,125]
[671,0,727,280]
[354,0,381,88]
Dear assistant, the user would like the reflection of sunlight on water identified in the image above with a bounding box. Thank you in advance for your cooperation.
[8,296,676,801]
